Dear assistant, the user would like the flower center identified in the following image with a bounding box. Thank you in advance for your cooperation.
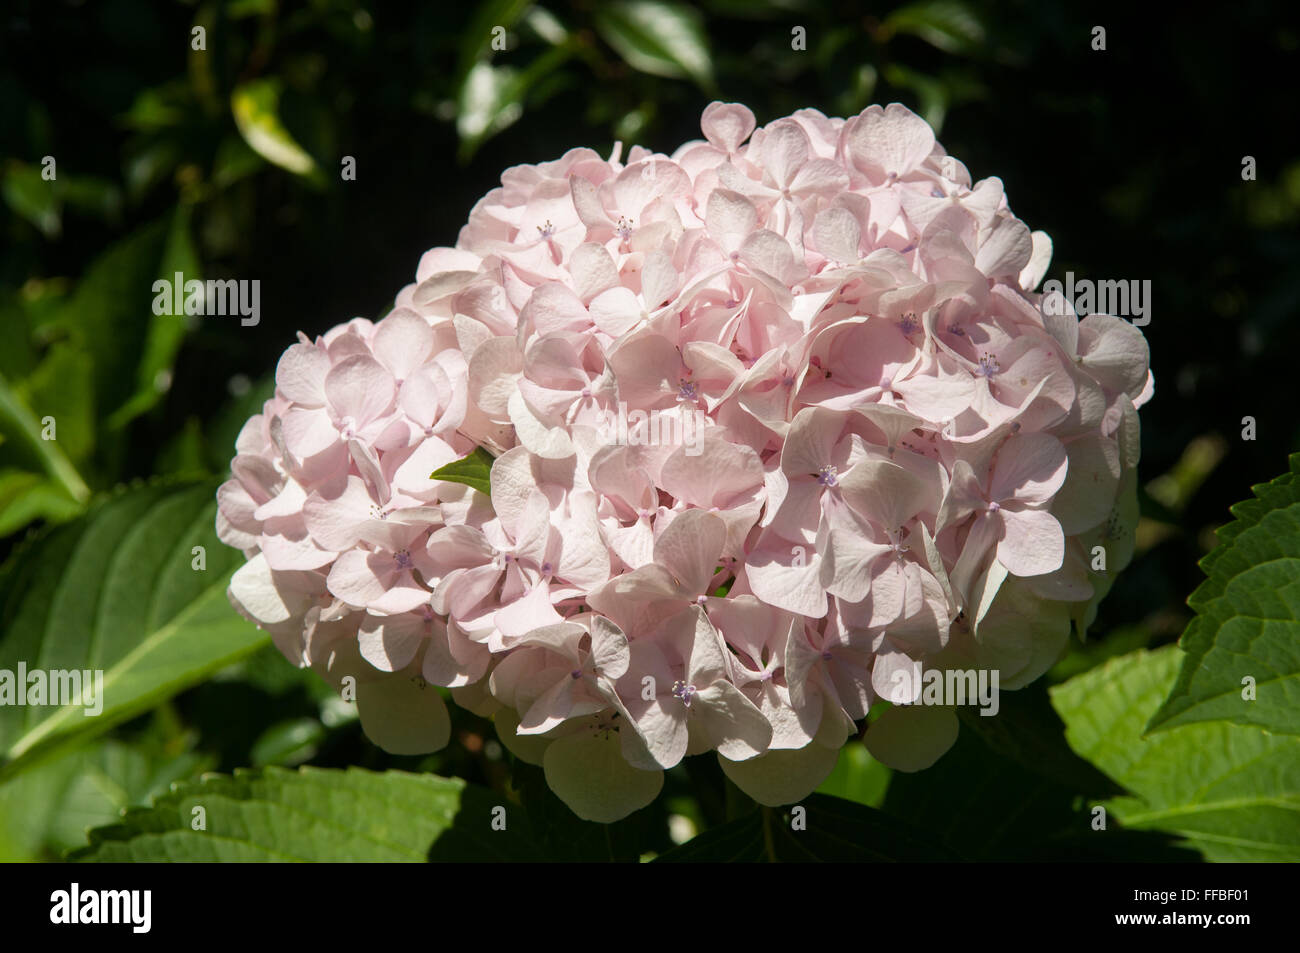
[536,219,555,240]
[671,680,698,707]
[616,216,633,241]
[394,550,413,570]
[817,465,839,488]
[890,532,910,562]
[977,353,1000,378]
[678,379,699,402]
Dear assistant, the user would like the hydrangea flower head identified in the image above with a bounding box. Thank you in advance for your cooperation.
[218,102,1151,821]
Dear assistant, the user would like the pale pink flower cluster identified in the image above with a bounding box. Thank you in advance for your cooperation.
[218,102,1152,821]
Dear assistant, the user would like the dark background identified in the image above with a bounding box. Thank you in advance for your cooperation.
[0,0,1295,859]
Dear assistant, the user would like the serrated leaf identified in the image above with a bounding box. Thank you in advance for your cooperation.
[431,445,495,496]
[594,1,715,90]
[71,765,546,862]
[0,480,270,782]
[1147,453,1300,735]
[654,793,955,862]
[1051,646,1300,861]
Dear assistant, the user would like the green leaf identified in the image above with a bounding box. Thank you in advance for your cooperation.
[56,174,123,223]
[882,0,985,56]
[2,163,61,237]
[15,342,96,465]
[72,765,546,862]
[0,372,90,507]
[0,289,38,382]
[955,682,1122,798]
[456,44,576,160]
[456,63,526,159]
[0,480,270,782]
[45,219,166,432]
[121,83,191,132]
[0,469,82,538]
[0,737,209,861]
[431,445,495,496]
[594,1,715,90]
[26,212,203,442]
[884,710,1192,861]
[231,79,320,179]
[211,135,262,190]
[107,204,201,430]
[815,741,891,808]
[655,793,956,862]
[1148,453,1300,735]
[454,0,536,91]
[250,718,326,767]
[1051,646,1300,861]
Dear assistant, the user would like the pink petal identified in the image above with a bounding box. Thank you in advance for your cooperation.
[701,102,756,152]
[325,355,395,425]
[997,506,1065,577]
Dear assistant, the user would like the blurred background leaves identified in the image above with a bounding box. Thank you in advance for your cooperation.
[0,0,1296,860]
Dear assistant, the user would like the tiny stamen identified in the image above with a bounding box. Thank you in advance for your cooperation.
[671,680,698,707]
